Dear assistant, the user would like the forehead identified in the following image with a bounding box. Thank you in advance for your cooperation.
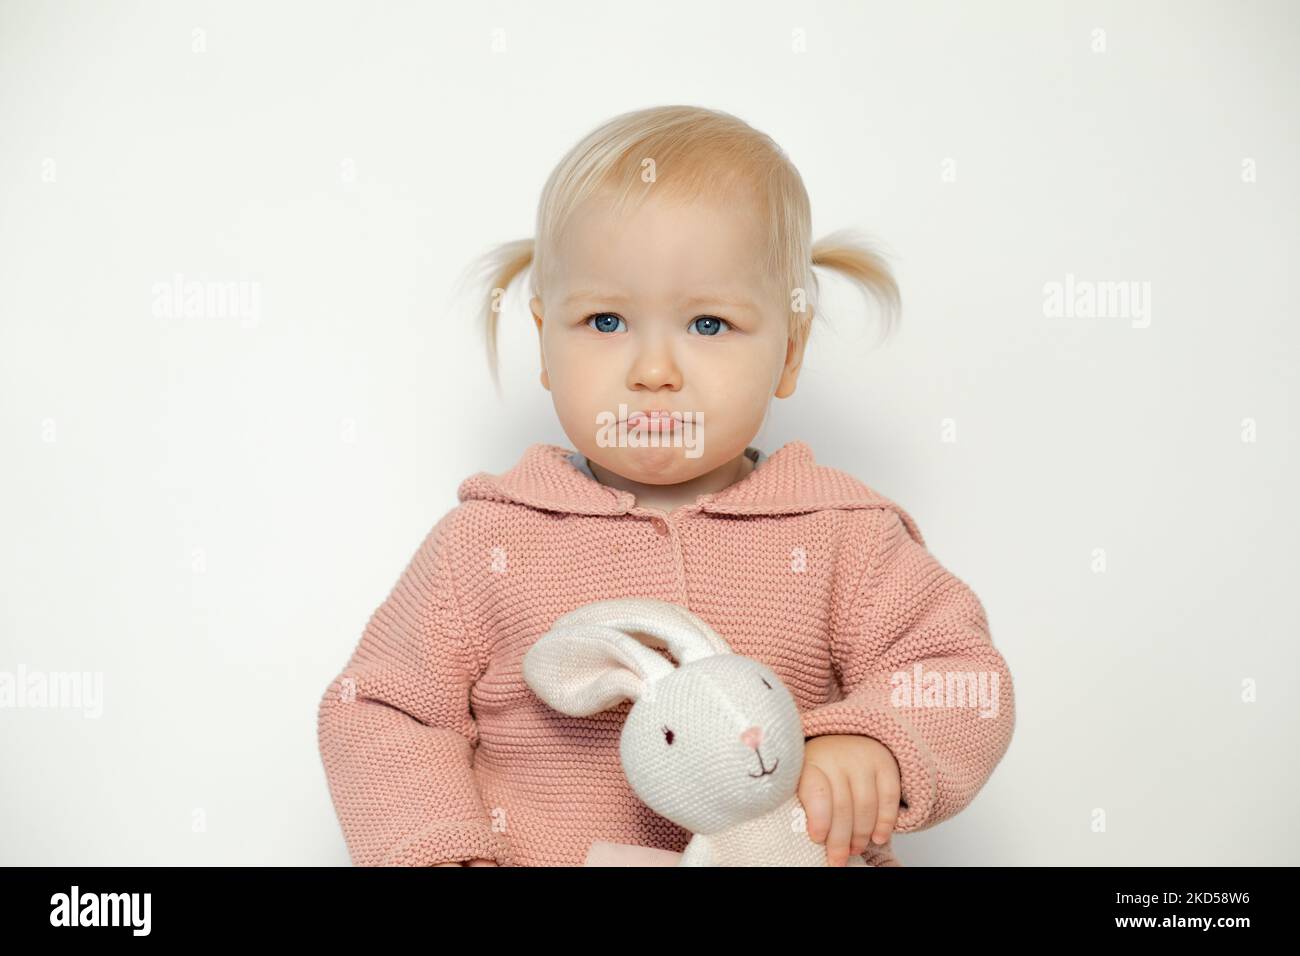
[551,191,774,300]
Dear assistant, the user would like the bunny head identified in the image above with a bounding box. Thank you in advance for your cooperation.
[521,597,806,836]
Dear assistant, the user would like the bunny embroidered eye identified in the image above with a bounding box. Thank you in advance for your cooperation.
[662,726,675,745]
[761,677,772,690]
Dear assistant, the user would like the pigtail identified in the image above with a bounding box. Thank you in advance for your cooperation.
[810,228,901,345]
[456,237,535,395]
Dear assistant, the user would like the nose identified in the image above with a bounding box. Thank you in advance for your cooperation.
[740,726,763,750]
[627,332,682,392]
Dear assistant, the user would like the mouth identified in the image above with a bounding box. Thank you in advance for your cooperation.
[747,753,779,779]
[624,410,683,432]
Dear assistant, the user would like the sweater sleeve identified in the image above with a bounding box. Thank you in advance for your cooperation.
[800,508,1015,834]
[316,512,505,866]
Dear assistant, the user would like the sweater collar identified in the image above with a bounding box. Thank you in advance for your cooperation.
[457,439,923,541]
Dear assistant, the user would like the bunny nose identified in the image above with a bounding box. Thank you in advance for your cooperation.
[740,726,763,750]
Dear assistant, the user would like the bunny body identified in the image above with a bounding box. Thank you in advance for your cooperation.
[522,597,871,867]
[679,793,870,866]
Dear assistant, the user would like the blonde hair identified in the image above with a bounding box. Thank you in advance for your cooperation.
[463,105,900,392]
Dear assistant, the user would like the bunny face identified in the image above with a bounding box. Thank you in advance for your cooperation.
[619,653,806,835]
[521,597,810,837]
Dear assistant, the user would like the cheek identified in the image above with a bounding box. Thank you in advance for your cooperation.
[548,365,607,422]
[547,328,615,376]
[692,345,781,399]
[540,339,580,390]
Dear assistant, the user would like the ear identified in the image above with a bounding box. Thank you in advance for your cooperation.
[775,332,806,399]
[522,599,735,717]
[549,598,733,664]
[522,620,672,717]
[530,295,550,391]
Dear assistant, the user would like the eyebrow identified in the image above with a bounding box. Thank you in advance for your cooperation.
[561,289,757,311]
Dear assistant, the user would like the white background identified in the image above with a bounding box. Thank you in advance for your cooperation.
[1,0,1296,865]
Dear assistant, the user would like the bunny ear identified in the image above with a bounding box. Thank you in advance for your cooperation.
[547,598,734,665]
[521,598,735,717]
[522,620,676,716]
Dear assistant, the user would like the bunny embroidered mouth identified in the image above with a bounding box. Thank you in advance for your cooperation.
[748,752,779,778]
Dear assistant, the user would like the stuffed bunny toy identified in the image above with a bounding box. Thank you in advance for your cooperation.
[521,597,869,867]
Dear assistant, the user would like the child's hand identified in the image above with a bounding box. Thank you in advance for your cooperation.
[798,734,901,866]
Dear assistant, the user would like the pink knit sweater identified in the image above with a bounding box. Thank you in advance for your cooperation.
[316,440,1015,866]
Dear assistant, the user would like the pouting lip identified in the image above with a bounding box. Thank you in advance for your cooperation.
[622,409,684,422]
[621,410,685,428]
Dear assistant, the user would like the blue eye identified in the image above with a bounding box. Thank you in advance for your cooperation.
[689,316,731,336]
[586,313,626,333]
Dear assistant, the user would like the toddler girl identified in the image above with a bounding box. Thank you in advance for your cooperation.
[317,105,1015,867]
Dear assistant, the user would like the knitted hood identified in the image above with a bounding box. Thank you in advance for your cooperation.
[457,439,925,545]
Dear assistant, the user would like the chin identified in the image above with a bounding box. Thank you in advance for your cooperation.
[603,445,709,479]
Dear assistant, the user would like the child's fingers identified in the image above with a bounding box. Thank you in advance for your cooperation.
[797,763,834,844]
[824,768,857,867]
[873,766,901,845]
[847,763,878,857]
